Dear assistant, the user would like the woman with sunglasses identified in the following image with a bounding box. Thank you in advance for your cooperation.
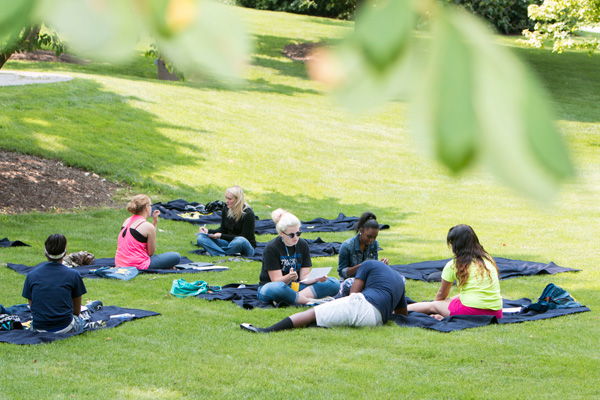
[196,186,256,257]
[257,209,340,305]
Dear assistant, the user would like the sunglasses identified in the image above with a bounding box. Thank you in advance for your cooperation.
[282,230,302,239]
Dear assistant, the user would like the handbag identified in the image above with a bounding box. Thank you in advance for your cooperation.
[170,279,221,298]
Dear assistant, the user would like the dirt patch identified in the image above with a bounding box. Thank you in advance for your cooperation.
[0,151,121,214]
[283,42,328,62]
[9,50,87,64]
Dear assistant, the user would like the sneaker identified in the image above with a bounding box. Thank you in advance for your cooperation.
[240,323,267,333]
[307,296,335,306]
[85,320,106,330]
[86,300,103,312]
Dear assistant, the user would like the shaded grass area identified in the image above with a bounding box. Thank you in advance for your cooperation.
[1,7,600,400]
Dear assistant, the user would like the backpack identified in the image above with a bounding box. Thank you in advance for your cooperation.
[524,283,582,313]
[0,314,23,331]
[93,266,139,281]
[170,279,221,298]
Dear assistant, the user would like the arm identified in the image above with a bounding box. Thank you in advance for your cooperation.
[268,268,297,284]
[393,306,408,316]
[208,208,228,236]
[146,224,157,256]
[337,241,353,279]
[349,278,366,294]
[72,296,82,316]
[435,279,453,301]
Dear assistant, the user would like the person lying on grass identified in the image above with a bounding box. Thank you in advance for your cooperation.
[196,185,257,257]
[115,194,181,270]
[408,224,503,320]
[337,211,389,297]
[241,260,407,333]
[256,208,340,306]
[22,234,88,333]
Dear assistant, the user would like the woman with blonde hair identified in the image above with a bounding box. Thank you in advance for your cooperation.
[115,194,181,269]
[408,225,503,319]
[257,208,339,305]
[196,186,256,257]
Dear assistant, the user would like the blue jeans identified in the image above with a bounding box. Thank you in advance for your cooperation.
[149,252,181,269]
[196,233,255,257]
[257,277,340,305]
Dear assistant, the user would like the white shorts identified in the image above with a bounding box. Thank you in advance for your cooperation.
[314,293,383,328]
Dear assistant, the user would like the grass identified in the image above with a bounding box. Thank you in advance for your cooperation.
[1,7,600,399]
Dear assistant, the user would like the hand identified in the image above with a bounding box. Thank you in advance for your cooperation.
[208,232,221,239]
[316,276,327,283]
[152,210,160,219]
[198,227,208,234]
[381,258,389,265]
[288,268,298,282]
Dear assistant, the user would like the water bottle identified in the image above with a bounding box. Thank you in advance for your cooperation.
[110,313,134,320]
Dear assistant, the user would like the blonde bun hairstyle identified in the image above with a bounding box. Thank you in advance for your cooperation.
[272,208,300,234]
[126,194,151,215]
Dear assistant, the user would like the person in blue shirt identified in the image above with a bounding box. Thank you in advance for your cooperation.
[241,260,407,333]
[337,211,388,296]
[22,234,88,333]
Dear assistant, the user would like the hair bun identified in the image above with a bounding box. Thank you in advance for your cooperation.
[271,208,287,224]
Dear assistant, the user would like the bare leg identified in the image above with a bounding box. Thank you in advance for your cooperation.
[289,308,317,328]
[298,287,315,299]
[408,299,452,317]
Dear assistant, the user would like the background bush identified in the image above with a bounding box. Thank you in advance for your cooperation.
[446,0,543,35]
[236,0,357,20]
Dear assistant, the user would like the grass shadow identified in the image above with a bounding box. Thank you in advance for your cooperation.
[0,78,207,191]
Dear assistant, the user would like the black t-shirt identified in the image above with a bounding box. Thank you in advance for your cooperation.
[259,236,312,285]
[209,206,256,248]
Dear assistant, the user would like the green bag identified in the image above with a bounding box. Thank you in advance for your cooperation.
[170,279,220,298]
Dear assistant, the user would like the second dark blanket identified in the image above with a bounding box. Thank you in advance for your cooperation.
[389,257,580,282]
[5,256,225,279]
[0,305,160,345]
[190,237,342,261]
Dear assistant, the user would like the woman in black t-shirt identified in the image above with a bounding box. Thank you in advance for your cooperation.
[257,208,339,305]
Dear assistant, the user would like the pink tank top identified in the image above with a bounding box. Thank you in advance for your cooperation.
[115,215,151,270]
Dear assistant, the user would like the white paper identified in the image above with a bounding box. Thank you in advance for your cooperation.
[300,267,332,283]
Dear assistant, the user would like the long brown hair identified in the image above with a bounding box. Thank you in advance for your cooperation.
[447,225,498,287]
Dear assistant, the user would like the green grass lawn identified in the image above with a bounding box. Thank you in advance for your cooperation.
[1,7,599,399]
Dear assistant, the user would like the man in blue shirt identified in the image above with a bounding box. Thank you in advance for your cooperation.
[22,234,88,333]
[241,260,407,333]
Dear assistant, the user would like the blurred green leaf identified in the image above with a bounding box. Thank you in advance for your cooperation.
[355,0,416,71]
[37,0,142,62]
[412,10,477,172]
[0,0,36,38]
[154,1,252,81]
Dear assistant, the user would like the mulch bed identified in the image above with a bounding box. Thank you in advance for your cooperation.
[9,50,87,64]
[283,42,327,62]
[0,151,120,214]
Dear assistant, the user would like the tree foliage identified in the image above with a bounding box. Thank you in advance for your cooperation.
[520,0,600,53]
[0,25,63,70]
[0,0,576,200]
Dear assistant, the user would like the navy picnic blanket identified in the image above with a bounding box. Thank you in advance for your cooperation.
[389,257,580,282]
[254,213,389,235]
[391,298,590,332]
[152,200,388,234]
[190,237,342,261]
[197,286,590,331]
[0,305,160,345]
[5,256,226,279]
[0,237,30,247]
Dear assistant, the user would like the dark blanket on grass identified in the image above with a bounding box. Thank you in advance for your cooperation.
[391,298,591,332]
[198,286,590,331]
[0,305,160,345]
[5,256,225,279]
[389,257,580,282]
[254,213,389,235]
[153,200,388,234]
[0,237,30,247]
[190,237,342,261]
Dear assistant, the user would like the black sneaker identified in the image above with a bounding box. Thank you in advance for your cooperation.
[86,300,103,312]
